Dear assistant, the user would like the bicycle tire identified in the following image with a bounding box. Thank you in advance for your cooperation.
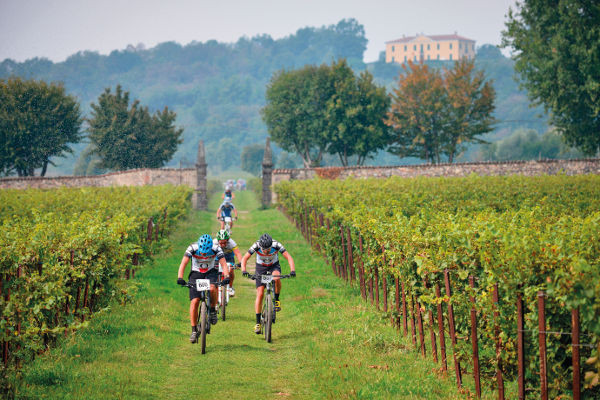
[220,284,227,321]
[265,294,273,343]
[200,301,207,354]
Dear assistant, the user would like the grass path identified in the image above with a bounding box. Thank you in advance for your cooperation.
[16,191,465,399]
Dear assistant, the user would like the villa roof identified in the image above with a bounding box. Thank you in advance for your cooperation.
[386,34,475,44]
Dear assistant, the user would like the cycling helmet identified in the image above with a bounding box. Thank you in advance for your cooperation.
[224,198,232,206]
[197,234,213,253]
[216,229,230,241]
[258,233,273,249]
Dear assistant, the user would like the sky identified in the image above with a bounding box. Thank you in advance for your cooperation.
[0,0,518,64]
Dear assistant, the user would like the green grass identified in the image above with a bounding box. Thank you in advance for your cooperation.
[15,191,467,399]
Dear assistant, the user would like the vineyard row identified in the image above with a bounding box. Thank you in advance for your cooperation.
[275,175,600,399]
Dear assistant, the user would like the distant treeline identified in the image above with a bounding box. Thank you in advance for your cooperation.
[0,19,553,175]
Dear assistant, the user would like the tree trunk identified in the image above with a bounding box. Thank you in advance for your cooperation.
[41,160,48,177]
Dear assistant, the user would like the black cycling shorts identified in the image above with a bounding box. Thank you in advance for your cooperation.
[188,269,219,300]
[224,253,235,264]
[254,262,282,288]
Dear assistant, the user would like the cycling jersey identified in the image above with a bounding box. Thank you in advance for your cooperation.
[219,202,235,218]
[213,238,238,264]
[185,243,225,273]
[247,240,286,266]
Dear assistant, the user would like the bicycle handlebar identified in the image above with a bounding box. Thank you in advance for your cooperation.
[245,273,291,281]
[181,280,228,289]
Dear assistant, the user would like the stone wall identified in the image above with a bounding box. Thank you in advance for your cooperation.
[272,158,600,202]
[0,168,196,190]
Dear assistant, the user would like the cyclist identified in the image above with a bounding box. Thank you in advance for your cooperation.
[213,229,243,297]
[177,234,230,343]
[222,184,235,200]
[241,233,296,334]
[216,198,238,231]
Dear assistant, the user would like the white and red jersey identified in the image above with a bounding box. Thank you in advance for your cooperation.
[185,242,225,273]
[247,240,286,266]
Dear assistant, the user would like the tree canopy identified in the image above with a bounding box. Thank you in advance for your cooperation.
[386,60,495,163]
[324,61,390,166]
[87,85,183,170]
[502,0,600,155]
[0,77,82,176]
[262,59,389,167]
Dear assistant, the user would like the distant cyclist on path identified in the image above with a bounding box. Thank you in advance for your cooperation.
[216,198,238,231]
[214,229,243,297]
[177,234,230,343]
[241,233,296,334]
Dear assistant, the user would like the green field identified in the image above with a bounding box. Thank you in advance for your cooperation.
[13,190,465,399]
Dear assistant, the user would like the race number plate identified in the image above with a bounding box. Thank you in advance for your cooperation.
[261,275,273,284]
[195,279,211,291]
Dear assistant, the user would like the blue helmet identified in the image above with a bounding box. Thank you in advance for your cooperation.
[197,234,213,253]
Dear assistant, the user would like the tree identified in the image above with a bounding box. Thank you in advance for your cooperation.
[386,62,447,163]
[0,77,82,176]
[87,85,183,170]
[443,58,496,162]
[324,60,390,166]
[502,0,600,155]
[262,65,333,167]
[262,59,389,167]
[386,60,495,163]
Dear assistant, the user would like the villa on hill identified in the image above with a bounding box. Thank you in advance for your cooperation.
[385,33,476,64]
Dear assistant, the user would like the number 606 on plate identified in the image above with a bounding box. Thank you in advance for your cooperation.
[195,279,211,291]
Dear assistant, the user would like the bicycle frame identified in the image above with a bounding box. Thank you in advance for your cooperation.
[247,273,290,343]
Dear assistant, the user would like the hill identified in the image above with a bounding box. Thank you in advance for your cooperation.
[0,19,550,175]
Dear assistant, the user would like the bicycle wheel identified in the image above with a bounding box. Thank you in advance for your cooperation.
[265,294,273,343]
[220,284,227,321]
[200,301,207,354]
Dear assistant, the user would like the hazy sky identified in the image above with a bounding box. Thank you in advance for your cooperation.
[1,0,518,64]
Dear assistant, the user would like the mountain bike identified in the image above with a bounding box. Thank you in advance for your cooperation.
[246,273,290,343]
[182,278,226,354]
[217,262,240,321]
[218,216,236,234]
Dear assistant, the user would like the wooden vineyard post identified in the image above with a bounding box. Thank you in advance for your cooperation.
[82,278,89,322]
[517,292,525,400]
[375,263,380,310]
[410,294,417,348]
[147,218,153,242]
[444,269,462,388]
[538,291,548,400]
[2,274,9,367]
[424,278,438,363]
[493,284,505,399]
[368,253,374,305]
[339,225,347,280]
[469,276,481,398]
[132,253,138,279]
[572,308,581,400]
[346,227,355,284]
[381,247,387,312]
[395,277,401,331]
[417,298,426,357]
[358,235,366,300]
[75,251,81,316]
[326,219,337,276]
[401,281,408,336]
[436,282,448,374]
[315,211,322,253]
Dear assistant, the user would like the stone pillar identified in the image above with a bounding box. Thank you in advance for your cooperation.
[262,137,273,208]
[193,140,208,210]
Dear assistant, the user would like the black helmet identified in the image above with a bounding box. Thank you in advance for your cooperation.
[258,233,272,249]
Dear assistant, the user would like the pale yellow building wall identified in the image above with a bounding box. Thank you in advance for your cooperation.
[385,35,476,64]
